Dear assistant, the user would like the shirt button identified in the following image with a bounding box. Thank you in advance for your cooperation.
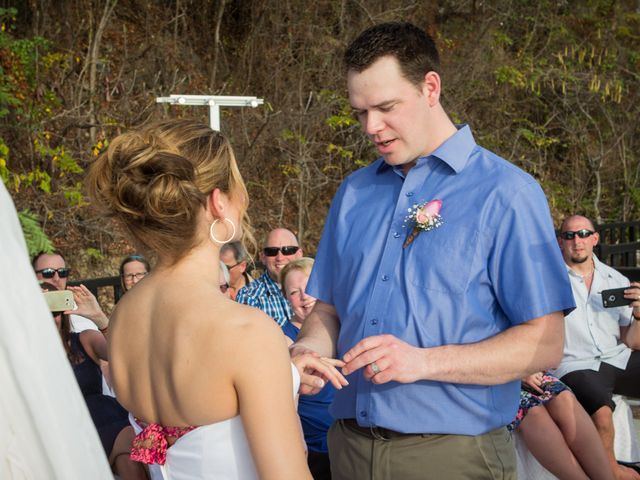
[381,275,389,281]
[360,411,367,417]
[371,318,378,325]
[406,192,414,197]
[393,231,400,238]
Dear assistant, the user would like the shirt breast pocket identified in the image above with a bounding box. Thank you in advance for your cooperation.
[406,225,479,295]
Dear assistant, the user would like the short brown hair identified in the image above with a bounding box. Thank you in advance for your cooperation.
[344,22,440,87]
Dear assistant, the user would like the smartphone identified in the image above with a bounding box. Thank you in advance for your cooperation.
[601,287,633,308]
[43,290,75,312]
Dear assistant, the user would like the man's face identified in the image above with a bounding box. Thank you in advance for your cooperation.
[260,229,303,282]
[220,249,246,286]
[559,217,599,266]
[348,55,434,174]
[34,254,68,290]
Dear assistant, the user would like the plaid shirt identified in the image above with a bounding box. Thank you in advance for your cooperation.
[235,272,292,326]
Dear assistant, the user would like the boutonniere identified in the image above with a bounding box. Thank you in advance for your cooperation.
[403,199,443,248]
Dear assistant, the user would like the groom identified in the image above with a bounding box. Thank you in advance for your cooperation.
[291,21,575,479]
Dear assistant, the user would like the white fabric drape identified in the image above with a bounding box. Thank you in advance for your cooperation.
[0,183,112,479]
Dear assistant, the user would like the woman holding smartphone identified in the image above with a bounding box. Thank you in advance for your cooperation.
[40,283,146,479]
[87,119,346,479]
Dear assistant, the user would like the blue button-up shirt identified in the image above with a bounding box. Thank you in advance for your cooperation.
[236,272,292,326]
[307,125,575,435]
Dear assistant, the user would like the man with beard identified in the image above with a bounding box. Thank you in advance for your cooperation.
[555,215,640,480]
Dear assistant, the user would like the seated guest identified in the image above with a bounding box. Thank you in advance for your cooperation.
[555,215,640,480]
[281,258,335,480]
[120,254,150,293]
[33,251,114,396]
[509,371,614,479]
[33,251,100,332]
[236,228,303,326]
[220,241,252,300]
[40,282,146,479]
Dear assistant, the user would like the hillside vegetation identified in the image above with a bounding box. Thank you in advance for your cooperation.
[1,0,638,277]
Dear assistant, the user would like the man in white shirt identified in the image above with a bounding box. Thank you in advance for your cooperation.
[555,215,640,479]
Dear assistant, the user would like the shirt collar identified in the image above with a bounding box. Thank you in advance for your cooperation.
[376,124,476,176]
[260,271,281,293]
[565,254,614,279]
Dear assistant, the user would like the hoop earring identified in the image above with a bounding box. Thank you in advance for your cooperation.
[210,218,236,245]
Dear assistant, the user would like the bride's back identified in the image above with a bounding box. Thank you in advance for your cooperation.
[109,263,252,427]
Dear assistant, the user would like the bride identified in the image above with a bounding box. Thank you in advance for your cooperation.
[87,119,346,479]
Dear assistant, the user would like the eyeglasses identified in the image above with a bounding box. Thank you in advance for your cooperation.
[36,267,71,279]
[225,262,242,270]
[263,246,300,257]
[559,229,595,240]
[123,272,148,281]
[219,283,230,294]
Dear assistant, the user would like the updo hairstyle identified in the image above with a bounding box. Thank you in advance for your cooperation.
[87,119,253,263]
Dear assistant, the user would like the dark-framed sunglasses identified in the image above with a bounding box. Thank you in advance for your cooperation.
[263,246,299,257]
[559,229,595,240]
[36,267,71,279]
[219,283,230,294]
[122,272,148,282]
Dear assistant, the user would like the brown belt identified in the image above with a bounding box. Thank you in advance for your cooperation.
[341,418,421,441]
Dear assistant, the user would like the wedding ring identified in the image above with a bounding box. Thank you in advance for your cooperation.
[371,362,381,375]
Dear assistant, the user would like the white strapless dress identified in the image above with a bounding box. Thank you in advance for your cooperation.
[131,364,301,480]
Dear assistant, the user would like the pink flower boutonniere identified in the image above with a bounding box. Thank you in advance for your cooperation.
[403,199,443,248]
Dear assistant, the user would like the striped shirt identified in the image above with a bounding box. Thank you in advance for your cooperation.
[235,272,292,326]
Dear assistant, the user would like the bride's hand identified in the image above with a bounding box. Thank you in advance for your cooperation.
[291,352,348,396]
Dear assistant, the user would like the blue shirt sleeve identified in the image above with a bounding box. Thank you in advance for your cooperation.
[307,182,346,306]
[488,181,575,325]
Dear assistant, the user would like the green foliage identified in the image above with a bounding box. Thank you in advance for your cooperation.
[0,7,83,205]
[18,209,54,257]
[85,247,104,261]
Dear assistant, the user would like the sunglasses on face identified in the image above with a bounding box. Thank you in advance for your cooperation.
[559,229,595,240]
[36,267,71,279]
[219,283,230,294]
[263,246,300,257]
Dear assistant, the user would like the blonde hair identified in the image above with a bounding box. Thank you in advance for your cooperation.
[87,119,255,263]
[279,257,315,295]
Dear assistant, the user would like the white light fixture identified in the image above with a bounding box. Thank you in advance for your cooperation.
[156,95,265,131]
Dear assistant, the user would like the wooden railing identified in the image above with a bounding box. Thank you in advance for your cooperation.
[595,221,640,280]
[68,276,124,303]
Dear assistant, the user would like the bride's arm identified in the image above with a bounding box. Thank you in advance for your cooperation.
[233,312,312,480]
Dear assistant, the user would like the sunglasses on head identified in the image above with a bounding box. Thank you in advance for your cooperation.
[263,246,300,257]
[36,267,71,279]
[559,229,595,240]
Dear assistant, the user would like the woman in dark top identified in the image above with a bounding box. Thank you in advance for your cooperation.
[41,282,146,479]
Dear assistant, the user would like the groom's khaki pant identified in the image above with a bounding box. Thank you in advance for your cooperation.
[328,419,516,480]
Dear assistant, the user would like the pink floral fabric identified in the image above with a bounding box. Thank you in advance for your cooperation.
[130,420,196,465]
